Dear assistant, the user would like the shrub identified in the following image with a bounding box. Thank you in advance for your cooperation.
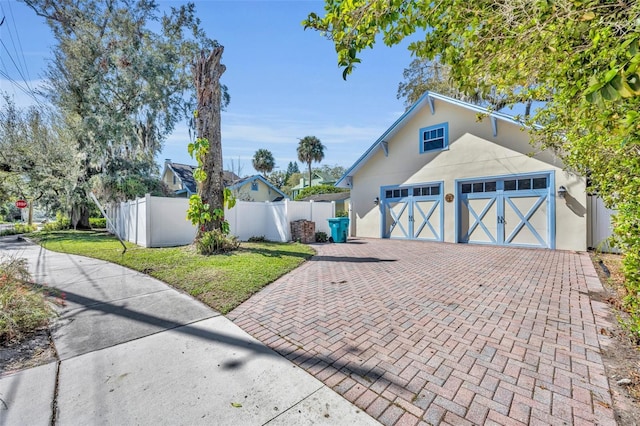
[196,229,240,255]
[90,218,107,228]
[41,215,70,232]
[0,223,38,236]
[248,235,267,242]
[335,210,349,218]
[294,184,349,201]
[315,231,328,243]
[0,256,56,343]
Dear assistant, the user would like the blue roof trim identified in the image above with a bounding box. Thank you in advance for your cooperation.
[335,91,526,188]
[228,175,289,199]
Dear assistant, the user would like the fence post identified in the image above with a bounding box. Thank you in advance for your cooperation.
[284,199,290,241]
[145,194,152,247]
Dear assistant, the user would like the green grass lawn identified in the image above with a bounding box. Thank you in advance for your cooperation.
[31,231,315,314]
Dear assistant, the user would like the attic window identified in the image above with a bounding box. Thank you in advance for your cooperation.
[251,181,258,191]
[419,123,449,153]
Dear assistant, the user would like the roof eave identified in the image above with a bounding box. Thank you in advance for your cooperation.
[335,91,526,187]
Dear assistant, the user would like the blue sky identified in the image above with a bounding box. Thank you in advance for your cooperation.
[0,0,418,176]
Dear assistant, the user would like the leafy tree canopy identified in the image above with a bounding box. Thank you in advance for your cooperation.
[286,161,300,175]
[252,148,276,176]
[315,164,346,180]
[23,0,220,226]
[297,135,326,187]
[0,95,75,212]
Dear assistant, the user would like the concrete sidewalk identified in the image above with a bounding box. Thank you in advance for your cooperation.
[0,236,378,425]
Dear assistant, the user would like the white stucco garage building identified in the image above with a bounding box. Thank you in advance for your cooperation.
[336,92,589,251]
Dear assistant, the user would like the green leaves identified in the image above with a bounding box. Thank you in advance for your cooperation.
[187,194,212,227]
[193,167,207,183]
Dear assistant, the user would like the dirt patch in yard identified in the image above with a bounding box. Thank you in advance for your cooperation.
[591,252,640,426]
[0,329,56,377]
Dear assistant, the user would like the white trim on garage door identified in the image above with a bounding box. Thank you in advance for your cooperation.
[456,172,555,249]
[381,182,444,241]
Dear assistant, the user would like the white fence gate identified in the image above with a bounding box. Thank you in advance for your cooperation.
[106,195,335,248]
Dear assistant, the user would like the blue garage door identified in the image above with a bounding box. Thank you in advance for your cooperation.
[458,173,554,248]
[382,183,444,241]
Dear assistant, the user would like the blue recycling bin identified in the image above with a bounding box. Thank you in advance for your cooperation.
[327,217,349,243]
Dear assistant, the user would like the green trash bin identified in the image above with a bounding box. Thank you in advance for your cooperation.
[327,217,349,243]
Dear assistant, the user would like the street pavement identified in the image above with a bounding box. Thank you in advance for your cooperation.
[0,236,378,425]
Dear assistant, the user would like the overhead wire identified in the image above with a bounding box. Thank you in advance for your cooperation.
[5,0,31,82]
[0,1,43,106]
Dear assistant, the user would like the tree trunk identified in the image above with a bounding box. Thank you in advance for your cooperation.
[70,203,91,230]
[70,175,91,230]
[193,46,226,237]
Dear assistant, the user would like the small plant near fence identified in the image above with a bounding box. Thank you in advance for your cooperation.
[196,229,240,255]
[186,135,238,255]
[248,235,267,242]
[315,231,328,243]
[335,210,348,218]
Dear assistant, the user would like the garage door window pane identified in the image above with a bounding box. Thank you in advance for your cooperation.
[533,177,547,189]
[413,188,420,196]
[518,179,532,190]
[504,180,516,191]
[401,188,408,197]
[485,181,497,192]
[472,183,484,192]
[385,190,393,198]
[431,185,440,195]
[461,183,472,193]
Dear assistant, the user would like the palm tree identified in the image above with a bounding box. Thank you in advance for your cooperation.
[252,148,275,176]
[296,136,325,188]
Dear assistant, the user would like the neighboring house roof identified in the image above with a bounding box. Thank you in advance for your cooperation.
[168,162,197,194]
[315,171,336,183]
[165,161,240,194]
[335,91,526,188]
[227,174,289,200]
[291,171,337,190]
[299,192,350,202]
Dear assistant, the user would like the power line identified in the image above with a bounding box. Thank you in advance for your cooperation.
[0,2,42,107]
[0,67,44,106]
[5,1,31,82]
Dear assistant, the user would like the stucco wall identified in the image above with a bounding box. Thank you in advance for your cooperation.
[235,179,279,202]
[350,98,586,251]
[162,169,182,192]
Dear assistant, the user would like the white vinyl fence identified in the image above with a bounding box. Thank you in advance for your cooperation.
[587,195,619,253]
[106,194,335,247]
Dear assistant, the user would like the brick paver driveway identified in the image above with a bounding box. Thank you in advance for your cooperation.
[229,239,616,425]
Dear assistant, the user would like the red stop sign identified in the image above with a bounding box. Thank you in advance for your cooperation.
[15,200,28,209]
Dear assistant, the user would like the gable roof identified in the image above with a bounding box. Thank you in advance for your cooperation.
[166,162,241,194]
[168,162,197,194]
[335,91,526,188]
[227,174,288,199]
